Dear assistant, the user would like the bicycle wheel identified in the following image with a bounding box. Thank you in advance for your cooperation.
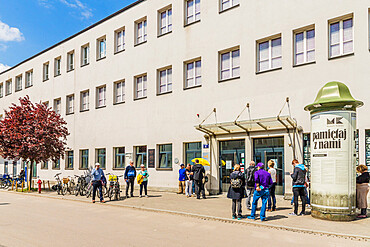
[62,186,67,196]
[115,189,120,201]
[108,188,113,201]
[75,185,80,196]
[86,186,92,198]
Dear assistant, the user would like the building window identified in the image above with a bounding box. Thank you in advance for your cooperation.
[135,18,147,45]
[158,67,172,94]
[185,142,202,165]
[135,74,147,100]
[96,85,106,108]
[4,161,8,174]
[257,36,282,72]
[66,151,74,169]
[25,70,33,88]
[114,147,125,169]
[15,75,22,92]
[41,160,48,170]
[114,80,125,104]
[5,79,12,95]
[135,146,147,168]
[52,159,60,170]
[54,57,61,76]
[97,36,106,60]
[220,48,240,80]
[80,149,89,169]
[329,17,353,58]
[115,28,125,53]
[0,82,3,98]
[185,59,201,89]
[54,98,61,115]
[158,144,172,169]
[81,44,90,66]
[185,0,200,25]
[294,28,315,65]
[366,130,370,167]
[220,0,239,12]
[66,94,74,114]
[159,7,172,35]
[43,62,49,81]
[96,148,106,169]
[12,161,17,177]
[80,90,89,111]
[67,51,74,71]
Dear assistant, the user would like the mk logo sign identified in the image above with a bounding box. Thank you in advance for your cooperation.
[327,117,343,125]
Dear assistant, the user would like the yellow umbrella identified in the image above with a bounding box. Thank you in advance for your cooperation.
[191,158,210,166]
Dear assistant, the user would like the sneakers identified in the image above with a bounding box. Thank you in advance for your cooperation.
[267,209,272,212]
[358,215,367,218]
[126,195,130,198]
[100,200,105,203]
[139,195,142,198]
[288,212,298,216]
[237,217,241,220]
[92,200,95,203]
[298,212,306,216]
[145,195,148,198]
[232,216,236,219]
[247,216,255,220]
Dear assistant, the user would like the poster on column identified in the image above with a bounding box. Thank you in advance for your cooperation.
[310,111,356,208]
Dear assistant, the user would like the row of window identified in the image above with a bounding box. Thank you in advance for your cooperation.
[30,142,202,171]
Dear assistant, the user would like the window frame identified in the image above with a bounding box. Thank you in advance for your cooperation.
[114,27,125,54]
[52,159,60,170]
[219,0,240,13]
[5,79,12,96]
[79,149,89,170]
[81,43,90,67]
[184,142,202,165]
[328,14,354,59]
[43,62,49,81]
[66,150,74,170]
[0,82,3,98]
[97,36,107,60]
[219,46,240,82]
[66,94,74,115]
[134,145,147,168]
[15,74,22,92]
[293,25,316,66]
[185,0,201,26]
[96,85,107,108]
[113,80,125,104]
[157,66,172,95]
[95,148,106,169]
[134,74,147,100]
[158,5,172,36]
[184,57,201,89]
[135,17,148,46]
[25,70,33,88]
[80,90,90,112]
[256,34,282,73]
[54,57,61,77]
[157,143,173,169]
[67,50,75,72]
[113,147,125,169]
[53,98,62,115]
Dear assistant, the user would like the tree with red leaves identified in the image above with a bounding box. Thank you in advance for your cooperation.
[0,96,69,189]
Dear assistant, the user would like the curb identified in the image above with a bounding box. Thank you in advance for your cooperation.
[2,190,369,242]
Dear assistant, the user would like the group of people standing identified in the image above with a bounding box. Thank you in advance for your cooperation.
[178,160,206,199]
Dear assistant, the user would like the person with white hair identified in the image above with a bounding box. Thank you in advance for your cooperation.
[91,162,105,203]
[138,164,149,198]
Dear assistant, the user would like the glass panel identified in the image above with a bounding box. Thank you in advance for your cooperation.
[271,38,281,58]
[330,22,340,45]
[330,44,340,57]
[306,29,315,50]
[295,53,304,65]
[343,41,353,54]
[343,19,353,42]
[259,41,269,61]
[295,32,304,54]
[271,57,282,68]
[306,50,315,62]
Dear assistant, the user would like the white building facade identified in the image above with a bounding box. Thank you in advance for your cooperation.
[1,0,370,196]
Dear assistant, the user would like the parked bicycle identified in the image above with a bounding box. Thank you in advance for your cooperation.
[74,174,88,196]
[0,174,13,189]
[106,173,123,201]
[62,176,75,195]
[53,173,63,195]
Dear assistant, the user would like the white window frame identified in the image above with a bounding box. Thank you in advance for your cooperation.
[96,85,106,108]
[135,74,147,100]
[54,98,61,115]
[5,79,12,95]
[80,90,89,111]
[294,28,315,65]
[43,62,49,81]
[81,44,90,66]
[67,51,74,71]
[54,57,61,76]
[0,82,3,98]
[329,16,354,58]
[15,75,22,91]
[219,48,240,81]
[257,36,282,73]
[114,80,125,104]
[185,0,201,25]
[135,19,147,45]
[185,59,201,89]
[25,70,33,88]
[66,94,74,114]
[97,36,106,60]
[158,67,172,94]
[159,7,172,36]
[115,28,125,53]
[220,0,239,12]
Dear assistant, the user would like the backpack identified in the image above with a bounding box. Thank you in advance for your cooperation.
[246,167,256,186]
[230,178,242,189]
[193,165,204,181]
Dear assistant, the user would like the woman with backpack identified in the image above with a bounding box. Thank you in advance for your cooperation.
[227,164,246,220]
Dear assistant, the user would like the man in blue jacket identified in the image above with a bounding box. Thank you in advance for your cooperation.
[289,159,307,216]
[91,163,105,203]
[124,160,136,198]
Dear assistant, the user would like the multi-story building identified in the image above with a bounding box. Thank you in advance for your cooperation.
[1,0,370,196]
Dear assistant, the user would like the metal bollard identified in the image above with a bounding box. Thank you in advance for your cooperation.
[16,181,18,191]
[48,180,50,191]
[11,180,14,190]
[43,180,46,190]
[22,181,24,192]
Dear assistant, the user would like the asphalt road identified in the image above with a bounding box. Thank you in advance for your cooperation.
[0,192,366,247]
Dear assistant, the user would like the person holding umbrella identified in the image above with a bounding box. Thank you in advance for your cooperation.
[191,159,206,199]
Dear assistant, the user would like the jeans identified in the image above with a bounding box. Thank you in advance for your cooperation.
[250,189,270,220]
[140,181,148,196]
[246,187,255,209]
[92,180,103,201]
[194,180,206,199]
[360,208,367,215]
[291,187,310,205]
[125,177,135,196]
[178,181,185,194]
[293,187,306,215]
[185,180,193,196]
[232,199,242,218]
[268,182,277,210]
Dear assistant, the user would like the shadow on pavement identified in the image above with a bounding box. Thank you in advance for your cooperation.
[266,215,289,221]
[0,202,10,205]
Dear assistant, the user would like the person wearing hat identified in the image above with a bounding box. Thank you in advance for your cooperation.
[178,164,186,194]
[247,162,273,221]
[91,163,105,203]
[124,160,137,198]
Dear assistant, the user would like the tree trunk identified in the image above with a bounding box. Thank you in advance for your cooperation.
[29,160,33,190]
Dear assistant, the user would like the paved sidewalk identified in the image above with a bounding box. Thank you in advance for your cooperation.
[2,189,369,241]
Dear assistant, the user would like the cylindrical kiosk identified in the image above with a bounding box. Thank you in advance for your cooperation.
[304,81,363,221]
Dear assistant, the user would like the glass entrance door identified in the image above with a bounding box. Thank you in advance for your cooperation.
[253,137,284,195]
[219,140,245,193]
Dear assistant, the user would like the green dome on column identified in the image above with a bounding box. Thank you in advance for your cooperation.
[304,81,363,113]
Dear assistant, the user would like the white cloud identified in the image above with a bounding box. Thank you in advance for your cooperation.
[0,21,24,42]
[0,63,11,73]
[59,0,93,19]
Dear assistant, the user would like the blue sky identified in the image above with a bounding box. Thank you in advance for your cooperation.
[0,0,137,71]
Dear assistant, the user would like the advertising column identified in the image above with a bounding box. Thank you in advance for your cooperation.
[305,81,363,221]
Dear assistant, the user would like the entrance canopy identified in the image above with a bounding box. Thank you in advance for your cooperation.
[195,116,297,136]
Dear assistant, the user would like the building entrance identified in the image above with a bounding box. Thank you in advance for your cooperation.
[219,140,245,193]
[253,137,284,195]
